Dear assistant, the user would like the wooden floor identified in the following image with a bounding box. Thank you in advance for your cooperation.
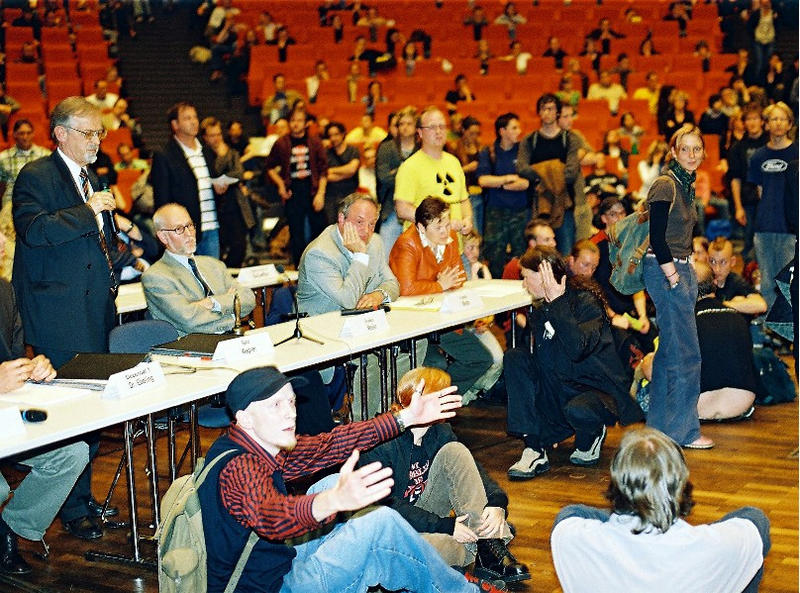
[2,395,798,593]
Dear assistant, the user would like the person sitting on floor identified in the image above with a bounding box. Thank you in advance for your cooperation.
[359,366,529,584]
[551,427,770,593]
[197,365,506,593]
[504,246,644,477]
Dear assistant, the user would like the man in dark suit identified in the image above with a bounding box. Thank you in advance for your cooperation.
[0,231,89,575]
[12,96,120,540]
[149,101,232,259]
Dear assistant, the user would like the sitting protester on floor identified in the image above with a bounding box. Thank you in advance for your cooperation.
[551,427,770,593]
[359,367,529,585]
[197,366,507,593]
[504,246,644,478]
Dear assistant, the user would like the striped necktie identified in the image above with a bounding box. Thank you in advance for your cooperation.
[80,168,118,293]
[188,257,213,297]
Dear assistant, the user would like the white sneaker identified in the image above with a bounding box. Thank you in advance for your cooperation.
[507,447,549,480]
[570,425,607,466]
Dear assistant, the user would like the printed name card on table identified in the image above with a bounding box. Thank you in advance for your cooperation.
[213,332,275,363]
[0,406,25,437]
[103,362,166,400]
[440,289,484,314]
[340,309,390,338]
[237,264,278,285]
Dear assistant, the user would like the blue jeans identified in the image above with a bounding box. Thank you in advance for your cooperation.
[554,209,575,256]
[754,232,796,313]
[643,257,701,445]
[279,476,480,593]
[552,504,769,593]
[469,192,485,236]
[196,227,220,259]
[378,209,403,261]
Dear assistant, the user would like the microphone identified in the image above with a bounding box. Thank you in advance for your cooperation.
[100,182,119,234]
[20,409,47,422]
[341,304,391,316]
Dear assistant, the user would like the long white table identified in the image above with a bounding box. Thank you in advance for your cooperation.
[1,279,530,459]
[114,270,299,317]
[0,279,532,565]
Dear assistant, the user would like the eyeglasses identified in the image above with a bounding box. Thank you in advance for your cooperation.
[66,126,107,141]
[160,222,195,235]
[419,124,447,131]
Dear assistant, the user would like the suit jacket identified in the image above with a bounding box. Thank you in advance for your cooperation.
[12,151,117,355]
[150,137,219,242]
[141,252,256,336]
[389,226,464,296]
[0,279,24,361]
[296,224,399,316]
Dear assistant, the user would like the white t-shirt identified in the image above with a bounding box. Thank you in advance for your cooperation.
[551,513,763,593]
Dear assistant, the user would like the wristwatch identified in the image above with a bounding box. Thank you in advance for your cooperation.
[377,288,390,303]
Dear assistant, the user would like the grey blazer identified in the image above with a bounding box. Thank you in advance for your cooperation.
[296,225,399,316]
[142,252,256,336]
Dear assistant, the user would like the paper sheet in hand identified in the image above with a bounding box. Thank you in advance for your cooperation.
[1,382,93,406]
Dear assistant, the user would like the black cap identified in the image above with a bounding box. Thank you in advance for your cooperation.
[226,366,308,415]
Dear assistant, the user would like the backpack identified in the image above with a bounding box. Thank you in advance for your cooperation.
[752,346,797,405]
[607,174,676,295]
[156,449,259,593]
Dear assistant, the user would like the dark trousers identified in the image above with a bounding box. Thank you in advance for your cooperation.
[219,208,248,268]
[58,434,99,523]
[285,185,326,265]
[504,348,616,449]
[423,330,492,396]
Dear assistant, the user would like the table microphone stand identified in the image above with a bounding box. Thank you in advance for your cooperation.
[274,267,324,346]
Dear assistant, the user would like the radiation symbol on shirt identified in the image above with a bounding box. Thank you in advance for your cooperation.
[435,172,455,197]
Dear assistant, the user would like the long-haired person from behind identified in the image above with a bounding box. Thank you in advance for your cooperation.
[551,427,770,593]
[642,124,713,449]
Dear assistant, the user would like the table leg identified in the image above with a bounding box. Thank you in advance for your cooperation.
[145,414,160,530]
[359,353,369,421]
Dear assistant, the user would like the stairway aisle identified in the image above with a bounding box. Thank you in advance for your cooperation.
[113,5,258,153]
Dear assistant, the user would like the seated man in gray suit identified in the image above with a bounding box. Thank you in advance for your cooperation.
[297,192,421,417]
[297,192,399,315]
[142,203,255,336]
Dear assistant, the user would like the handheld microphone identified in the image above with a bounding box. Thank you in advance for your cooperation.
[101,182,119,234]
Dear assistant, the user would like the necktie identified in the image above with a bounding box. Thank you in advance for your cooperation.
[188,257,213,297]
[80,168,118,293]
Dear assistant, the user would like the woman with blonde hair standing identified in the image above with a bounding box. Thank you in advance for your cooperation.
[643,124,713,449]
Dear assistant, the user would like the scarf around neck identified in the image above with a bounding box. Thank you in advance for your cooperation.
[667,158,696,203]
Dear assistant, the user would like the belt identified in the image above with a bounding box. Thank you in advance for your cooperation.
[645,249,690,264]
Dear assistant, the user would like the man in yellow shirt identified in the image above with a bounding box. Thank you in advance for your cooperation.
[394,107,473,236]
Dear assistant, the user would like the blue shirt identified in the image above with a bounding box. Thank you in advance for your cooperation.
[747,142,798,233]
[476,141,528,209]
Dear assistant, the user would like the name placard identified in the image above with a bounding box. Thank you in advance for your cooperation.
[0,406,25,436]
[237,264,278,285]
[213,332,275,363]
[340,309,389,338]
[103,362,166,400]
[440,289,484,314]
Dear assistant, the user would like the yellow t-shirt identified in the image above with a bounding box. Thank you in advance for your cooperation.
[394,149,468,230]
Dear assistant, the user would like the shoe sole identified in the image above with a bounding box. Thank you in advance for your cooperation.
[473,566,531,583]
[683,442,714,450]
[507,463,550,480]
[569,456,600,466]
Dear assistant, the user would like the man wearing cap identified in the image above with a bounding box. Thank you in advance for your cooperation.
[198,366,504,593]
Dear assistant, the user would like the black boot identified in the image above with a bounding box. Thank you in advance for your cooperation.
[475,538,530,583]
[0,516,32,575]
